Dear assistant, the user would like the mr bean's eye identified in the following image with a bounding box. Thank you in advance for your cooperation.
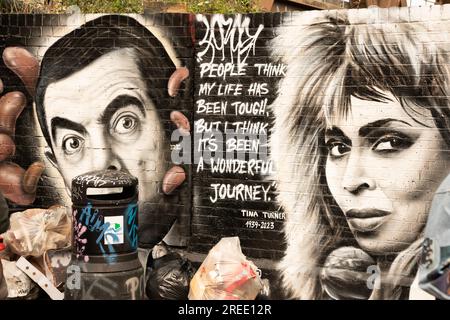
[327,141,351,158]
[111,113,139,135]
[62,136,84,155]
[372,135,413,153]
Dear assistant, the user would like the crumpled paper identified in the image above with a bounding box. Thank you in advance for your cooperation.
[0,259,7,299]
[1,259,35,298]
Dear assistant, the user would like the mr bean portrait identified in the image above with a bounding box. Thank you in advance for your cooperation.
[34,15,189,247]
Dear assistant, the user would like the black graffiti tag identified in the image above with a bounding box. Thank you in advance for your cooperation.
[196,14,263,66]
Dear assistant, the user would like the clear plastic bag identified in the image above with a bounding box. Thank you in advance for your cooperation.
[188,237,263,300]
[3,206,71,257]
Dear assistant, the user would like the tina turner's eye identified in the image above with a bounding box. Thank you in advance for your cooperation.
[370,131,415,154]
[326,140,351,159]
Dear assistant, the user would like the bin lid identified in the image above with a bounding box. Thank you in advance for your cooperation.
[71,169,138,204]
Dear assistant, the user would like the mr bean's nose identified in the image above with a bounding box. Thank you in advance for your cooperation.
[105,158,122,172]
[91,146,122,172]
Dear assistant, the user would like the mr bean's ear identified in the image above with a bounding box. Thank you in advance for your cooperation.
[44,146,58,168]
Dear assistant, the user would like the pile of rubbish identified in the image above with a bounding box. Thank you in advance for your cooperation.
[0,205,71,300]
[0,200,268,301]
[147,237,267,300]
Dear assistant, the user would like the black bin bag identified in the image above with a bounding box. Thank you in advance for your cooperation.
[146,251,196,300]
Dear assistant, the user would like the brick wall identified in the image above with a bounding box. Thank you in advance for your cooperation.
[1,6,449,299]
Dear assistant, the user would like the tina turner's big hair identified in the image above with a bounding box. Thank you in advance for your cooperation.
[270,11,450,299]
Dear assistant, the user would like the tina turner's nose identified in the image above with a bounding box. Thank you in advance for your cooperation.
[342,153,376,195]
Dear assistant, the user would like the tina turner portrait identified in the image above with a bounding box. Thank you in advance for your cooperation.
[270,12,450,299]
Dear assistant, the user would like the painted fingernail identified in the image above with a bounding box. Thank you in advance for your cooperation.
[3,47,39,96]
[170,111,190,136]
[0,133,15,161]
[168,67,189,97]
[23,161,45,194]
[162,165,186,195]
[0,162,35,205]
[0,91,26,136]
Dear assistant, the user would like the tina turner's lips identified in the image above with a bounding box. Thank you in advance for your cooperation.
[345,209,391,232]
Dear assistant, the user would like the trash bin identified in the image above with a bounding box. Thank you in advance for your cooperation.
[64,169,145,300]
[418,173,450,300]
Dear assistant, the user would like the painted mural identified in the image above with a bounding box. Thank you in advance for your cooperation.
[1,14,193,250]
[191,14,284,261]
[270,11,450,299]
[0,6,449,300]
[33,15,192,248]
